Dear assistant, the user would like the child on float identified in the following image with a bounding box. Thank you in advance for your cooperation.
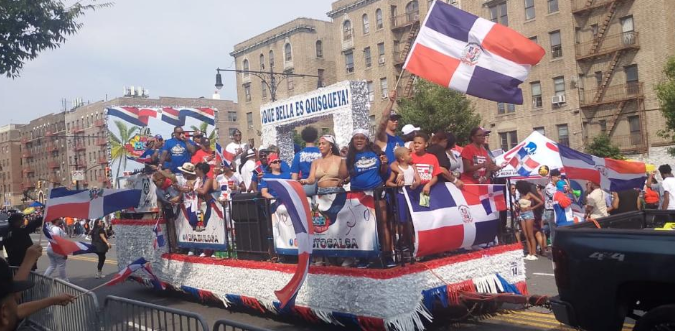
[212,164,244,257]
[386,146,421,253]
[409,132,442,196]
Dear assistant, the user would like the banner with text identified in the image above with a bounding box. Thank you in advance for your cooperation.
[273,191,379,258]
[260,82,352,127]
[117,174,158,213]
[175,199,227,250]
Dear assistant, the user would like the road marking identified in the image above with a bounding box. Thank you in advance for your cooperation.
[489,314,575,330]
[532,272,555,276]
[500,311,634,330]
[126,322,157,331]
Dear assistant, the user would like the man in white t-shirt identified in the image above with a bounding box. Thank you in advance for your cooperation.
[585,181,608,219]
[659,164,675,210]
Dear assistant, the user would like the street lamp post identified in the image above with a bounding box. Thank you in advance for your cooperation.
[214,68,322,102]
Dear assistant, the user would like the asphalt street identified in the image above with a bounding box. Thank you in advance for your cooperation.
[5,233,633,330]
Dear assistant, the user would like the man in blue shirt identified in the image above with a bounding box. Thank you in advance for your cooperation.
[291,126,321,180]
[375,91,404,172]
[160,126,196,173]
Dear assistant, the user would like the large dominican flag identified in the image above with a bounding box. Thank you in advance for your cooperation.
[43,223,97,256]
[106,107,157,126]
[558,144,646,192]
[404,1,545,104]
[263,179,313,309]
[161,107,184,127]
[44,187,142,222]
[403,183,506,257]
[179,108,216,126]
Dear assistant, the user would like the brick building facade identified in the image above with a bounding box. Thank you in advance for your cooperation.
[0,125,25,206]
[230,18,337,146]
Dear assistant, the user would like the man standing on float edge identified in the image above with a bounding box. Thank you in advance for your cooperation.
[375,90,404,171]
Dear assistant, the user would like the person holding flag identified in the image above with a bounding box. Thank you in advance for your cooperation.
[3,211,42,269]
[44,219,69,282]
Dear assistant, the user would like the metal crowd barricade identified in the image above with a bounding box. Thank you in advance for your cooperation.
[16,271,100,331]
[103,295,209,331]
[212,319,272,331]
[230,193,274,261]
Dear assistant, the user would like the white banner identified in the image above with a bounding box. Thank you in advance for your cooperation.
[175,200,227,250]
[273,191,379,258]
[118,174,158,213]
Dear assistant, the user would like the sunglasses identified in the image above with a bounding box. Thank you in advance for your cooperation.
[270,160,281,164]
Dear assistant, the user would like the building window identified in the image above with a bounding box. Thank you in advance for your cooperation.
[367,81,374,102]
[499,131,518,151]
[376,8,383,29]
[553,76,565,97]
[244,83,251,102]
[318,69,325,87]
[343,20,353,41]
[525,0,535,20]
[405,1,419,22]
[377,43,385,65]
[621,15,636,45]
[599,120,607,133]
[246,112,253,129]
[261,82,267,98]
[625,64,638,83]
[286,70,294,91]
[345,51,354,73]
[316,40,323,58]
[531,81,542,108]
[380,78,388,98]
[557,124,569,146]
[269,50,274,68]
[489,2,508,26]
[550,30,562,58]
[595,71,603,87]
[534,127,545,136]
[364,47,372,68]
[547,0,558,13]
[497,103,516,114]
[628,115,641,145]
[529,36,538,44]
[362,14,370,34]
[242,59,249,77]
[227,111,237,122]
[284,43,292,62]
[259,54,265,70]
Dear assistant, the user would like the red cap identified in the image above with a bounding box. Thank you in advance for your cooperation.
[268,153,280,163]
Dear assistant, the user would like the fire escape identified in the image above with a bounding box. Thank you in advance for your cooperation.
[573,0,646,152]
[392,10,421,98]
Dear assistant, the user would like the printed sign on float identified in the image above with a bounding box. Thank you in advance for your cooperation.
[273,191,379,258]
[174,200,227,250]
[117,174,158,213]
[260,82,352,127]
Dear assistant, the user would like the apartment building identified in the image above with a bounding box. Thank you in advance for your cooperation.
[65,96,240,189]
[230,18,337,146]
[460,0,675,161]
[19,113,68,203]
[0,125,25,206]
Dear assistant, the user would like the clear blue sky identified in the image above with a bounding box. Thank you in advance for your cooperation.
[0,0,334,124]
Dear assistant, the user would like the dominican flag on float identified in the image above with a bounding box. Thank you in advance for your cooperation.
[558,144,646,192]
[263,179,314,309]
[215,143,231,168]
[508,147,541,177]
[161,107,184,127]
[403,1,545,104]
[44,187,142,222]
[179,108,215,126]
[403,183,506,257]
[153,219,166,249]
[43,223,97,256]
[106,107,157,127]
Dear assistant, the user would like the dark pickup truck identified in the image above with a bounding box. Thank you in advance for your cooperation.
[550,210,675,331]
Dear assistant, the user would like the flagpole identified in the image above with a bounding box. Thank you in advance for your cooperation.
[393,68,407,92]
[74,281,109,299]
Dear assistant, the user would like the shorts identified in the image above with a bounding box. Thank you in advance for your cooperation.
[396,193,409,223]
[317,186,345,195]
[519,210,535,221]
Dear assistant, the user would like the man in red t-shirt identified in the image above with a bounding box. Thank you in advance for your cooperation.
[190,138,221,178]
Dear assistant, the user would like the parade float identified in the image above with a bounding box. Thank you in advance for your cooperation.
[110,81,530,331]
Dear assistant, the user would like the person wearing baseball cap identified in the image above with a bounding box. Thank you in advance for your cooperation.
[400,124,420,149]
[259,153,292,200]
[375,91,405,172]
[3,212,42,269]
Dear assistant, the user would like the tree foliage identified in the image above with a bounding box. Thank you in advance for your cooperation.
[397,79,481,145]
[656,56,675,155]
[0,0,110,78]
[585,134,624,159]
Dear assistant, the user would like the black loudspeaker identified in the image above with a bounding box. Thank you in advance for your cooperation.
[231,193,271,261]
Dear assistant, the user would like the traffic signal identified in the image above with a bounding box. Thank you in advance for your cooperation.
[105,167,111,178]
[37,181,41,189]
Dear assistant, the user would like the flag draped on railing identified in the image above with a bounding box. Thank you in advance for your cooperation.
[403,183,507,257]
[403,1,545,104]
[263,179,313,309]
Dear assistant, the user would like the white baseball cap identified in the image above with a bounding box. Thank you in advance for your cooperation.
[401,124,421,135]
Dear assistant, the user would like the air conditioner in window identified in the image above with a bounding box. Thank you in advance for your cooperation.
[552,94,566,105]
[378,58,386,65]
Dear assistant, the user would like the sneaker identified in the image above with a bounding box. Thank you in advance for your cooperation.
[356,260,371,269]
[530,255,539,260]
[385,258,396,268]
[524,255,533,261]
[199,252,206,257]
[187,251,195,256]
[211,254,217,258]
[341,257,356,268]
[96,271,102,279]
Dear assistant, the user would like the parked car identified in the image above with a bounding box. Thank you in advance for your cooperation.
[550,210,675,331]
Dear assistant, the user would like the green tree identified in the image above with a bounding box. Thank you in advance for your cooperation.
[190,122,217,149]
[397,79,481,145]
[109,121,140,179]
[1,0,111,78]
[656,56,675,155]
[585,134,624,159]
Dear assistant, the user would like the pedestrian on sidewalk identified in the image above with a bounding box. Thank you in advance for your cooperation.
[44,219,69,282]
[91,219,111,279]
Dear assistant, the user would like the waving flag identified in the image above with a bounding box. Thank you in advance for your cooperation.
[44,187,142,222]
[43,223,97,256]
[264,179,314,309]
[106,257,163,289]
[404,1,545,104]
[153,219,166,249]
[215,143,230,168]
[403,183,505,257]
[508,146,542,177]
[558,144,646,191]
